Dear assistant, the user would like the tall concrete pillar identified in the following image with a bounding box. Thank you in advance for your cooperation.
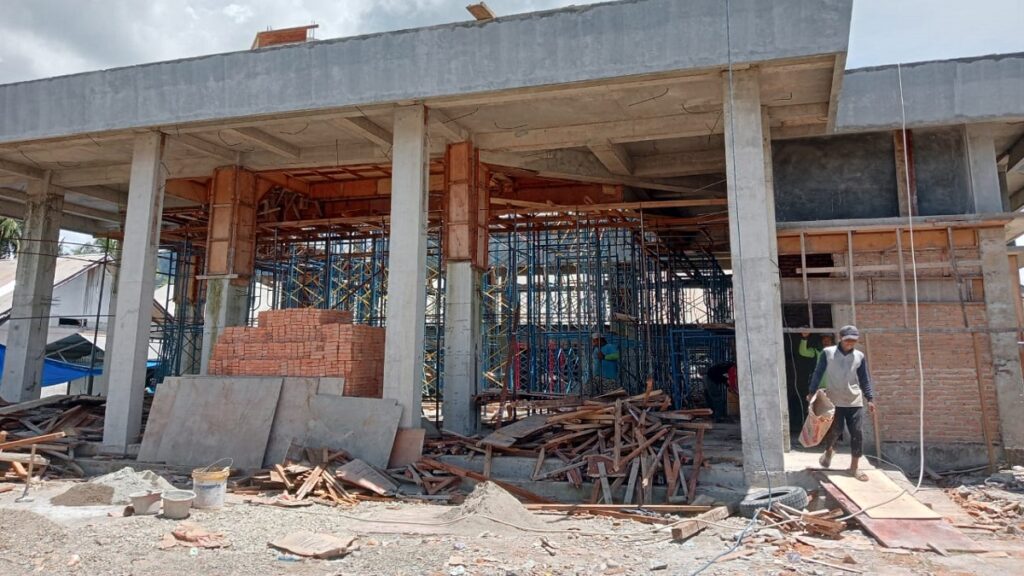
[978,227,1024,463]
[102,132,166,453]
[0,173,63,403]
[723,68,787,483]
[384,105,429,429]
[965,125,1005,213]
[90,254,119,396]
[200,166,257,374]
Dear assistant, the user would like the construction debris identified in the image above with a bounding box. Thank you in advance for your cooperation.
[268,530,359,559]
[158,522,231,550]
[476,389,712,504]
[948,467,1024,534]
[0,395,109,480]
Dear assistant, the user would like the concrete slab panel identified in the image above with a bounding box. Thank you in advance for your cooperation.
[264,378,335,467]
[303,395,403,469]
[137,377,183,462]
[156,376,283,470]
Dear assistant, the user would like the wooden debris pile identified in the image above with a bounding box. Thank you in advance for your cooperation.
[757,502,848,539]
[233,445,466,505]
[0,395,108,480]
[948,476,1024,534]
[477,389,713,504]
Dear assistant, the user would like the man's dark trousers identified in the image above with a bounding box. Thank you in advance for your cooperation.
[824,406,864,457]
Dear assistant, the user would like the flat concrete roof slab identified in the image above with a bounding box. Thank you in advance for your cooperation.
[0,0,852,145]
[837,53,1024,132]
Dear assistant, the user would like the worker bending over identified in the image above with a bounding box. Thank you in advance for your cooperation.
[808,325,876,481]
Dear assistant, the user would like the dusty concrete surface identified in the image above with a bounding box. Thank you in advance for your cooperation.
[2,477,1023,576]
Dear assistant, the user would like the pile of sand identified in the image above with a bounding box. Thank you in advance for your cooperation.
[441,481,544,530]
[52,467,175,506]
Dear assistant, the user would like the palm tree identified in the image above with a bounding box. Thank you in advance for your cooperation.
[0,218,22,259]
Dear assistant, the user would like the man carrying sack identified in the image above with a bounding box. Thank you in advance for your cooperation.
[807,325,876,481]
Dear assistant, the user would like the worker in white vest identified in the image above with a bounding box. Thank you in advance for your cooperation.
[807,325,876,481]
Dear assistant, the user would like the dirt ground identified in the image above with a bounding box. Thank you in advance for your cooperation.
[1,478,1023,576]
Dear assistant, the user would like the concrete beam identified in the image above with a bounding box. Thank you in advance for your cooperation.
[0,0,853,144]
[0,158,44,180]
[588,142,633,176]
[102,132,167,453]
[383,105,429,429]
[0,173,63,403]
[632,150,726,178]
[0,187,120,223]
[429,109,470,143]
[329,117,392,149]
[1004,133,1024,176]
[723,68,787,484]
[481,150,707,195]
[168,133,238,163]
[0,197,109,236]
[225,127,300,159]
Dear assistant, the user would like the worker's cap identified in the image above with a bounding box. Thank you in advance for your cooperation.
[591,332,603,340]
[838,325,860,341]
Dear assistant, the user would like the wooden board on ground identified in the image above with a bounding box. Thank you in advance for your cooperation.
[820,481,980,551]
[480,415,551,448]
[303,395,402,469]
[0,395,72,416]
[388,428,426,469]
[156,376,283,470]
[336,459,397,495]
[137,378,183,462]
[826,469,940,520]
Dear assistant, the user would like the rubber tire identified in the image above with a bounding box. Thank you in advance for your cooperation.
[737,485,808,518]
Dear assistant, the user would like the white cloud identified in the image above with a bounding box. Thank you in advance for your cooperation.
[222,3,254,24]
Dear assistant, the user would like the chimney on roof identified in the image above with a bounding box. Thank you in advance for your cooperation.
[251,24,319,50]
[466,2,496,21]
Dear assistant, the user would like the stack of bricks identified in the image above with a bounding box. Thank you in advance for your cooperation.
[208,308,386,398]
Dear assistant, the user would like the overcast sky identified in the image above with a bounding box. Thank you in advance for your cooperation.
[1,0,1023,85]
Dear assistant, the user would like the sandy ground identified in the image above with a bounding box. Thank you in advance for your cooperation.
[1,478,1023,576]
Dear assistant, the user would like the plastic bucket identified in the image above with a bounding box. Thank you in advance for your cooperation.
[162,490,196,519]
[129,490,162,515]
[192,461,231,509]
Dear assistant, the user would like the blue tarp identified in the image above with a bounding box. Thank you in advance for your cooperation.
[0,344,103,387]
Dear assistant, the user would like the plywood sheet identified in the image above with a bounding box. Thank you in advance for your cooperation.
[303,395,402,469]
[821,481,979,551]
[826,469,940,520]
[480,415,551,448]
[156,376,283,470]
[137,378,182,462]
[388,427,426,468]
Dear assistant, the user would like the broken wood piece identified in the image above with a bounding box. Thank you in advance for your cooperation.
[671,505,730,542]
[336,459,398,495]
[597,462,613,504]
[0,431,67,451]
[802,557,863,574]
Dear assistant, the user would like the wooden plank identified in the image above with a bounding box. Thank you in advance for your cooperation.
[480,414,550,447]
[623,458,640,505]
[0,452,50,466]
[615,427,668,472]
[0,431,66,451]
[418,457,555,504]
[0,395,70,416]
[597,462,613,504]
[388,427,426,469]
[526,504,712,513]
[336,459,398,496]
[825,470,940,520]
[671,506,730,542]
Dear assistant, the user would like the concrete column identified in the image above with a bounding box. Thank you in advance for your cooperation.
[102,133,166,453]
[90,255,119,396]
[384,105,429,428]
[0,173,63,403]
[978,227,1024,463]
[723,68,786,483]
[199,167,257,374]
[443,261,481,435]
[965,125,1005,213]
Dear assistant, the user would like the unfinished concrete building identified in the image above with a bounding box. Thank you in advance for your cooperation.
[0,0,1022,482]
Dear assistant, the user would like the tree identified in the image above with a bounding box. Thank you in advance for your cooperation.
[0,218,22,259]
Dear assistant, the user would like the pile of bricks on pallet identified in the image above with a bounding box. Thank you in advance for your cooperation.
[208,309,386,398]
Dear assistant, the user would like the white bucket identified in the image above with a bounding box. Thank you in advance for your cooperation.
[162,490,196,519]
[129,490,162,515]
[191,463,230,509]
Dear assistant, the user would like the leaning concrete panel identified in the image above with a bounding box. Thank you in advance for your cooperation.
[838,53,1024,132]
[155,376,283,470]
[304,395,403,469]
[0,0,852,144]
[263,377,344,467]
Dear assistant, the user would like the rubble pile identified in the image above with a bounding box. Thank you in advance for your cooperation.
[948,466,1024,534]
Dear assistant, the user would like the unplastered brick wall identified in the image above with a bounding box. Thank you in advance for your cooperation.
[208,308,385,398]
[856,303,1000,445]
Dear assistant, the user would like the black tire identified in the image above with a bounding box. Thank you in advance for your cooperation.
[738,486,808,518]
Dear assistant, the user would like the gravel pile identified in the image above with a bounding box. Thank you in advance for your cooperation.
[52,467,175,506]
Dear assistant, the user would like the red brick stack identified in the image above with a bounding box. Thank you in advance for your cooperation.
[208,308,386,398]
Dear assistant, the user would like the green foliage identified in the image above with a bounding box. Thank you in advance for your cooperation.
[0,218,22,259]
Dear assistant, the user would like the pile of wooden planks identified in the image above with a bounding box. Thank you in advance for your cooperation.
[477,389,713,505]
[758,502,848,538]
[0,395,109,480]
[233,444,466,505]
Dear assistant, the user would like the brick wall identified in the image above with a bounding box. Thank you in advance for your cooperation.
[857,303,1000,444]
[208,308,386,398]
